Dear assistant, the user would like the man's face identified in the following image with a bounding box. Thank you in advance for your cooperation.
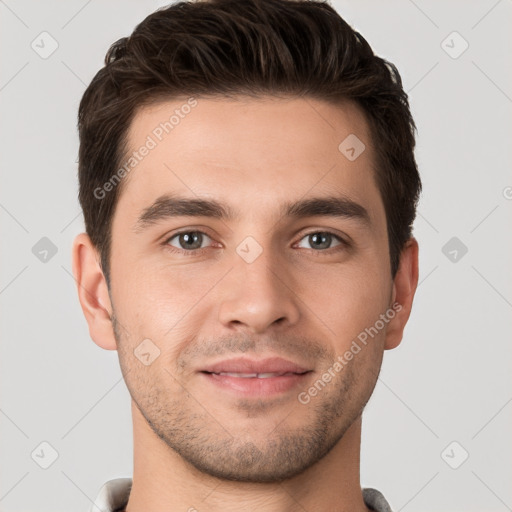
[108,96,394,482]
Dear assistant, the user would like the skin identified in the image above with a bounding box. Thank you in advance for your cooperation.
[72,96,419,512]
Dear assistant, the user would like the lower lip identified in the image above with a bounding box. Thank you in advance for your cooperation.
[200,372,311,397]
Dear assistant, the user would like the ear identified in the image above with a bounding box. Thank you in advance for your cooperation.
[72,232,117,350]
[384,237,419,350]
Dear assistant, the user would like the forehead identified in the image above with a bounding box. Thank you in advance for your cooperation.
[116,95,384,228]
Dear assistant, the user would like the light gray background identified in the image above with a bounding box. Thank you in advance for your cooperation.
[1,1,511,511]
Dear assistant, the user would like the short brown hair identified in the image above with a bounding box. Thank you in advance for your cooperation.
[78,0,421,285]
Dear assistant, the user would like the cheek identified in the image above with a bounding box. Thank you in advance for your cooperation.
[296,263,391,340]
[111,258,225,345]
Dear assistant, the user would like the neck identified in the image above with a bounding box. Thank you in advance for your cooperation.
[125,401,370,512]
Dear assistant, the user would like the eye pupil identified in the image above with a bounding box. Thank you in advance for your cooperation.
[180,231,202,249]
[309,232,331,249]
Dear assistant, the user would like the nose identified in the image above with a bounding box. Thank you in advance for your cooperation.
[217,247,301,334]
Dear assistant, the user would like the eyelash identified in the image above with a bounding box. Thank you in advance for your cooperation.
[161,229,350,256]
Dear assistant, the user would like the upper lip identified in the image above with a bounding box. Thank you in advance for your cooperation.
[200,357,311,374]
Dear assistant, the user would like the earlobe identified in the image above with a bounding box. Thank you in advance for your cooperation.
[72,232,118,351]
[384,237,419,351]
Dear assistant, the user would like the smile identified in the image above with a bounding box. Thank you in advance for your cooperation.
[208,371,305,379]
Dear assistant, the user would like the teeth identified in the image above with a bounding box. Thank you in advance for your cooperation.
[215,372,293,378]
[218,372,258,378]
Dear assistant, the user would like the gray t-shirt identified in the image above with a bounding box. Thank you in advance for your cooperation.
[88,478,393,511]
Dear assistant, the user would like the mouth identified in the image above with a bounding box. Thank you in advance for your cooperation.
[200,356,310,374]
[199,357,313,397]
[204,371,307,378]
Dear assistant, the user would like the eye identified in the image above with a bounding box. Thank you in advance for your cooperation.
[166,231,213,251]
[296,231,344,250]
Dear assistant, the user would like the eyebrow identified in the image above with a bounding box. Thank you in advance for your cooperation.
[133,193,371,233]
